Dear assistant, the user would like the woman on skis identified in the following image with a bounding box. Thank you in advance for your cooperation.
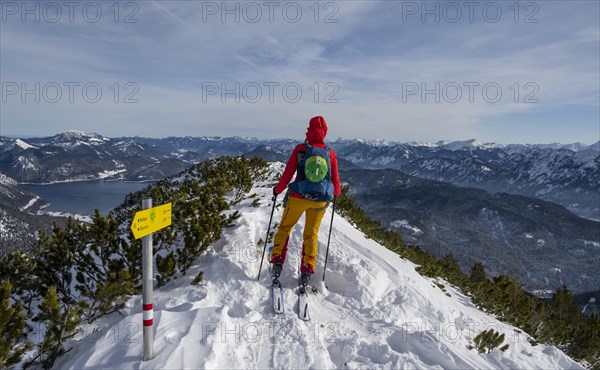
[270,116,342,287]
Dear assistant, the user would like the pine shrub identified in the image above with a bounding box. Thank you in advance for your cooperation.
[472,329,509,354]
[26,286,82,369]
[0,280,30,368]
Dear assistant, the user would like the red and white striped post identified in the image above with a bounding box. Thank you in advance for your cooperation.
[141,198,154,361]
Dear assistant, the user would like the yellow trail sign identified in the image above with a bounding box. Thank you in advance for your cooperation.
[131,202,172,239]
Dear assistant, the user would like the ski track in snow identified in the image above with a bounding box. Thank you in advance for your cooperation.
[54,182,584,370]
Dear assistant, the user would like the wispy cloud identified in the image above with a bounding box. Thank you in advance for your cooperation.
[1,0,598,144]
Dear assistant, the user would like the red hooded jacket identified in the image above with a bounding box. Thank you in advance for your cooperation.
[275,116,342,199]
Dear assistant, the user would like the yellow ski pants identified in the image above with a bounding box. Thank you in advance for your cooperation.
[270,196,328,274]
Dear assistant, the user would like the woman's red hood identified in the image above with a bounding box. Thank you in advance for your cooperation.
[306,116,328,145]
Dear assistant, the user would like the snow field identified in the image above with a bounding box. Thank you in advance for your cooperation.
[54,180,583,370]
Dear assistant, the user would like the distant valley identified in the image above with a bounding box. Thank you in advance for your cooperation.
[340,167,600,294]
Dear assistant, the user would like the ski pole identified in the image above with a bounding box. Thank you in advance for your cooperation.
[322,197,336,282]
[257,193,277,280]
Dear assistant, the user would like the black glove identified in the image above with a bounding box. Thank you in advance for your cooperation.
[272,187,278,199]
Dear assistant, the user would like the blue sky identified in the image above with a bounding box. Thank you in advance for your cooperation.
[0,0,598,144]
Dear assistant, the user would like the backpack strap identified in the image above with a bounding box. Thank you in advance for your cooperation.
[297,143,308,163]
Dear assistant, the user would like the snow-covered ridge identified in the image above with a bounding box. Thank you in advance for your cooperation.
[54,179,582,370]
[438,139,484,151]
[15,139,37,150]
[3,132,598,151]
[19,195,40,211]
[354,138,400,146]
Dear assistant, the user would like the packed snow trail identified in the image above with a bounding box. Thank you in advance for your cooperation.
[54,179,583,369]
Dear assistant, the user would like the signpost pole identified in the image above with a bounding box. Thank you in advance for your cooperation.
[141,198,154,361]
[131,199,171,361]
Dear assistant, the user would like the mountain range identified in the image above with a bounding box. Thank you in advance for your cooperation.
[1,131,598,295]
[333,138,600,221]
[1,132,597,219]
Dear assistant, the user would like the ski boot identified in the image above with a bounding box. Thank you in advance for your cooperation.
[271,262,285,314]
[271,263,283,287]
[299,272,311,294]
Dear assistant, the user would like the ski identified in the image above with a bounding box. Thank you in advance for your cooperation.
[297,286,310,321]
[272,279,285,314]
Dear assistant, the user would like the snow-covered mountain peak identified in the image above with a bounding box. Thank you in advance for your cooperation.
[54,178,583,370]
[557,142,588,151]
[355,138,398,146]
[52,130,107,144]
[406,140,438,147]
[439,139,483,151]
[45,131,111,149]
[586,141,600,151]
[57,129,92,137]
